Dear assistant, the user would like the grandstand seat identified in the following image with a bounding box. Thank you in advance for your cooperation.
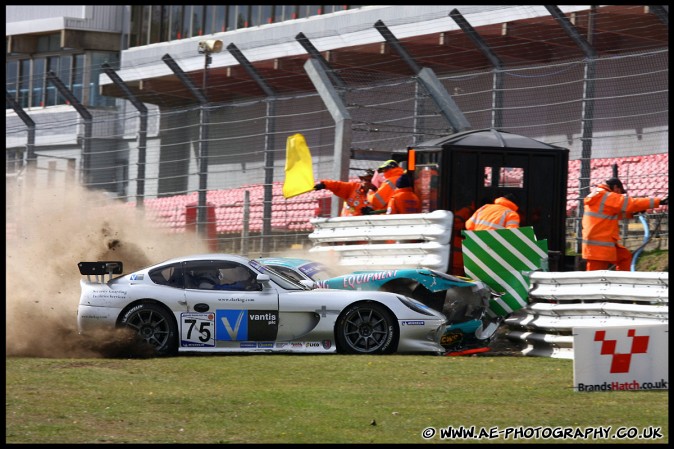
[145,154,667,225]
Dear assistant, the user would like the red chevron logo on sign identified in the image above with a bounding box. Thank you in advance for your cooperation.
[594,329,650,373]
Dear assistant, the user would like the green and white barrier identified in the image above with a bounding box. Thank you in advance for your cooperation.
[462,226,548,316]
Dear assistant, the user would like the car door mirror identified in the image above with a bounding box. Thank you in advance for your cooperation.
[300,279,318,289]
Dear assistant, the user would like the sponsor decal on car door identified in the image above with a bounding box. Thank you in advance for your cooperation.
[216,309,278,341]
[183,289,279,346]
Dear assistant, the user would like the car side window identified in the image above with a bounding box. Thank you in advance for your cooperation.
[184,261,220,290]
[216,264,261,291]
[184,260,261,291]
[149,263,184,288]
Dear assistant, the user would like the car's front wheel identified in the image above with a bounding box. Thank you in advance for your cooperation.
[120,303,178,356]
[336,303,397,354]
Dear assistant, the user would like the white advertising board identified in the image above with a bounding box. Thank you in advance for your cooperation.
[573,324,668,392]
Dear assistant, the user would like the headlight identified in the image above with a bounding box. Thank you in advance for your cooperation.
[397,295,439,317]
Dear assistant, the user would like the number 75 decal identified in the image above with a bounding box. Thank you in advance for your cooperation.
[180,312,215,347]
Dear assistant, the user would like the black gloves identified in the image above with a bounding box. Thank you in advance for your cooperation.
[314,182,326,190]
[360,206,374,215]
[660,195,668,205]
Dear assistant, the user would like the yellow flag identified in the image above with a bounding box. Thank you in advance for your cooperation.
[282,133,315,198]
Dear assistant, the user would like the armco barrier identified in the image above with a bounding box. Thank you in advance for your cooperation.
[504,270,669,359]
[308,210,454,271]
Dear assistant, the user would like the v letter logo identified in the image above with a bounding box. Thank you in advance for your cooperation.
[221,310,246,340]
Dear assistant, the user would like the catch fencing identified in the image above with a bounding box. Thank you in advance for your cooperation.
[5,7,669,258]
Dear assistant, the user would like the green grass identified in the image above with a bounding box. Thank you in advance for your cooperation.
[634,249,669,272]
[6,355,668,444]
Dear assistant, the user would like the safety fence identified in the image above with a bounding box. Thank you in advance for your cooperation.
[504,270,669,359]
[5,8,668,262]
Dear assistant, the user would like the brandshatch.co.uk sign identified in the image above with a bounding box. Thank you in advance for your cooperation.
[573,324,668,392]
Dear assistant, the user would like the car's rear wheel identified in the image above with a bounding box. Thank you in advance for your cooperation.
[120,303,178,356]
[336,303,397,354]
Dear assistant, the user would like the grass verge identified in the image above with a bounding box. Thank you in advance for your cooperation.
[6,355,668,444]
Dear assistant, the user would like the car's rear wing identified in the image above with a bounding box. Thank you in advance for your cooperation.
[78,261,123,283]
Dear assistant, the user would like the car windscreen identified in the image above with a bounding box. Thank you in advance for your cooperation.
[265,265,306,283]
[249,259,310,291]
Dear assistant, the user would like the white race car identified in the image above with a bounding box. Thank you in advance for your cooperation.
[77,254,447,356]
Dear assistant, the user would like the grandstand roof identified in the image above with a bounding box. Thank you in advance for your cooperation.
[101,5,668,108]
